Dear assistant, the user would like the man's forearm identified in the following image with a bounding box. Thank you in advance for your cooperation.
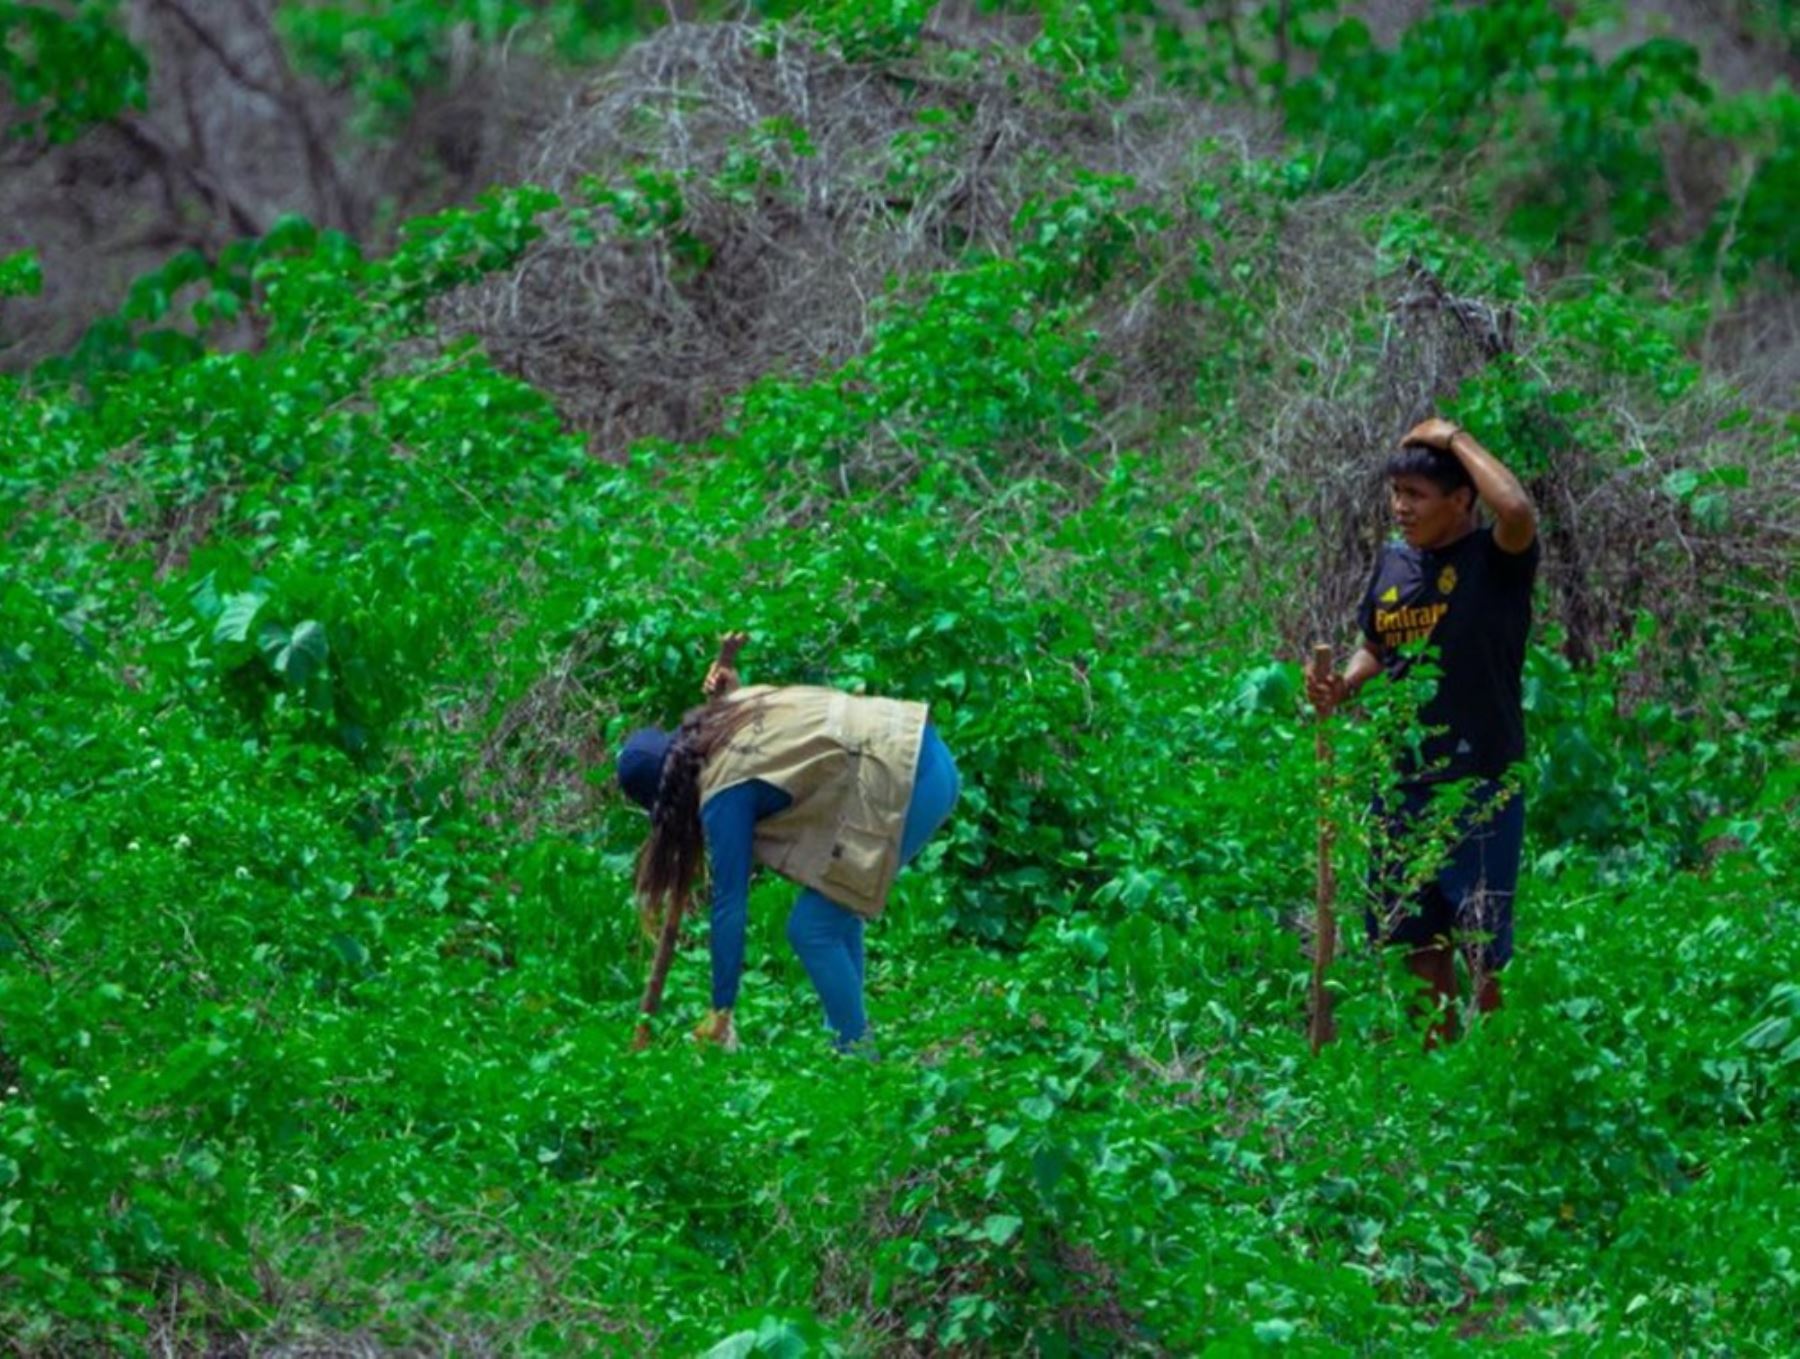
[1446,428,1536,546]
[1344,644,1383,695]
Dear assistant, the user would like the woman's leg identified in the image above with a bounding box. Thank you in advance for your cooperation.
[786,888,868,1047]
[786,728,958,1050]
[848,914,866,992]
[899,725,960,866]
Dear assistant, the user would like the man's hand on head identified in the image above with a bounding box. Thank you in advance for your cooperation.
[1401,417,1462,452]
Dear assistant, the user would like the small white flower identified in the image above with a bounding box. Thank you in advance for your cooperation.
[127,840,141,852]
[173,833,192,851]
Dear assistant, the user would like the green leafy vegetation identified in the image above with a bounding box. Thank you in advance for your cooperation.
[1,0,1795,1351]
[0,0,146,142]
[276,0,661,128]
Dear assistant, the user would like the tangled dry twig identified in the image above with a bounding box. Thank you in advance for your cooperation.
[444,19,1257,453]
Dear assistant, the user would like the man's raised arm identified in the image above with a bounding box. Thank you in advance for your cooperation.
[1402,418,1537,554]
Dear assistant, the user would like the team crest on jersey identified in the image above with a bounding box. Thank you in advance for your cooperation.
[1437,565,1458,595]
[1379,585,1400,604]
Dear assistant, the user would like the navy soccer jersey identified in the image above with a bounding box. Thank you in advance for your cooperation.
[1358,526,1539,782]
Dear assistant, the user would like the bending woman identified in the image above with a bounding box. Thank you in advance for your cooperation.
[618,683,959,1051]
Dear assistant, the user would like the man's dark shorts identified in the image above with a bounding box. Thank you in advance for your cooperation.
[1365,778,1525,972]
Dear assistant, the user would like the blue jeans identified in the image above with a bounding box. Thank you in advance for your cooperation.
[786,726,960,1048]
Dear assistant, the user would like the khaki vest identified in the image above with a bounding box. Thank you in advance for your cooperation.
[698,685,928,920]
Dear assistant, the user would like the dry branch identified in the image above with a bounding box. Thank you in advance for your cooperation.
[444,20,1254,451]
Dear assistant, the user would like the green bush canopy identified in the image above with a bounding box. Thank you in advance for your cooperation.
[1,0,1795,1351]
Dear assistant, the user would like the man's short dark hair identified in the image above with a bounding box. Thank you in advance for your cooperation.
[1385,442,1474,498]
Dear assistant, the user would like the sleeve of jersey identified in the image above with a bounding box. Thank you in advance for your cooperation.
[1488,529,1541,581]
[1356,547,1388,644]
[701,782,761,1012]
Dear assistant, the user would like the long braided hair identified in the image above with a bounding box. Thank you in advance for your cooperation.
[633,695,761,938]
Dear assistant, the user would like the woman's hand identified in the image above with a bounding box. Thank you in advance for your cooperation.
[704,631,749,699]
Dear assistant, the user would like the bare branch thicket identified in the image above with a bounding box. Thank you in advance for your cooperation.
[1704,284,1800,410]
[464,630,618,835]
[1582,0,1800,93]
[1194,187,1422,651]
[1228,205,1797,672]
[0,0,574,369]
[442,19,1264,454]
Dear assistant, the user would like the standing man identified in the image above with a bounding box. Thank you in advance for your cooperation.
[1306,418,1539,1047]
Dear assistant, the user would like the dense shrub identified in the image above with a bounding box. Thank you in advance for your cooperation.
[1,1,1795,1352]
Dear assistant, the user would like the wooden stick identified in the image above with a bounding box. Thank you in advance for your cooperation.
[1307,642,1340,1054]
[631,632,748,1051]
[631,917,683,1052]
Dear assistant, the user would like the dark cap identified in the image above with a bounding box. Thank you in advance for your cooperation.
[617,727,672,810]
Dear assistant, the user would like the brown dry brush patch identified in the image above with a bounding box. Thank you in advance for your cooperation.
[134,1311,516,1358]
[0,0,573,369]
[460,625,619,836]
[1177,184,1799,675]
[34,463,230,587]
[444,18,1262,454]
[1702,281,1800,410]
[1479,311,1795,678]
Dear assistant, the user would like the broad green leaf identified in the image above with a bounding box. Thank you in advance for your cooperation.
[697,1334,758,1359]
[271,619,330,685]
[213,591,269,645]
[980,1213,1022,1246]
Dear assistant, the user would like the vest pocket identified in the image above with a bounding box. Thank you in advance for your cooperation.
[820,823,891,903]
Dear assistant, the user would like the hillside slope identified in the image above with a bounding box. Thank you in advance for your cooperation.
[1,1,1796,1352]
